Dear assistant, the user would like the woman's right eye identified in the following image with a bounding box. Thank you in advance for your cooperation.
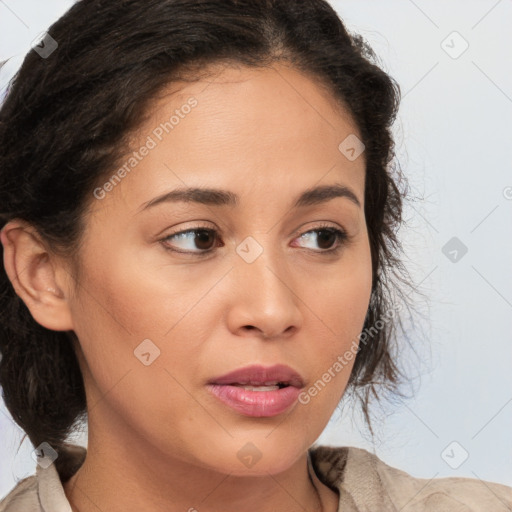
[161,228,220,255]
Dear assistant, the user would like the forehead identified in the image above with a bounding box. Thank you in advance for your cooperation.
[144,61,359,146]
[91,61,365,216]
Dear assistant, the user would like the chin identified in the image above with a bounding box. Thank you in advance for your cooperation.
[192,435,309,477]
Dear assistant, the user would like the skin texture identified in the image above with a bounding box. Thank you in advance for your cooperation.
[1,62,372,512]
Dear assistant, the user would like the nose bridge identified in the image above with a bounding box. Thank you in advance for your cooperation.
[236,232,288,292]
[229,233,302,337]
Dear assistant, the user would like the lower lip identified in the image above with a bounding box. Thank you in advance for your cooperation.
[206,384,301,417]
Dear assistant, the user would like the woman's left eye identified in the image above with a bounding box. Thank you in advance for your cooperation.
[160,225,348,256]
[293,226,348,252]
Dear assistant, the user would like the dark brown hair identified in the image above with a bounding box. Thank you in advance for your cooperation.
[0,0,417,481]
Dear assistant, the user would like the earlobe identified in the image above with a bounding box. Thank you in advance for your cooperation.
[1,220,75,331]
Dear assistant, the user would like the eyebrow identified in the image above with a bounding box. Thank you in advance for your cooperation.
[138,183,361,212]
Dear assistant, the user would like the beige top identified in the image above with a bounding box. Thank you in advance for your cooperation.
[1,444,511,511]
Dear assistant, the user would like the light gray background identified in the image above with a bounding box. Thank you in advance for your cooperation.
[1,0,511,500]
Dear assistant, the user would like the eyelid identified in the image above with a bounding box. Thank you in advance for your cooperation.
[159,221,350,255]
[291,221,343,238]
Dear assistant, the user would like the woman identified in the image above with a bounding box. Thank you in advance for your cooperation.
[0,1,510,511]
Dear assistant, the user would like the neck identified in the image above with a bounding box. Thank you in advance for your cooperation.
[63,413,336,512]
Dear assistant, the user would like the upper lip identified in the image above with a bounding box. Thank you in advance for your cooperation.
[208,364,304,388]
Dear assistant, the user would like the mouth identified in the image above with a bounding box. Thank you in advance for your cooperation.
[206,364,305,417]
[227,382,290,391]
[208,363,304,388]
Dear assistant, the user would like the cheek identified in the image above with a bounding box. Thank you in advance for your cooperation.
[313,240,373,339]
[71,240,199,342]
[304,242,372,396]
[68,242,217,413]
[68,256,210,454]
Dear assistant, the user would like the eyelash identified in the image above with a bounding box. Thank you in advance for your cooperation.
[159,222,349,257]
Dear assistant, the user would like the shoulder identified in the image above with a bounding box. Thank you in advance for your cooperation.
[0,474,40,512]
[0,445,84,512]
[309,444,512,511]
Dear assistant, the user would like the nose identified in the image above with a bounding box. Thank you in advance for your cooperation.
[225,245,303,340]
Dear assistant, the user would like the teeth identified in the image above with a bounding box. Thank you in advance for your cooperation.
[241,385,280,391]
[227,381,289,390]
[234,381,281,386]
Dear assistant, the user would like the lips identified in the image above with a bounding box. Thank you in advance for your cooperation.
[208,364,304,388]
[206,364,305,417]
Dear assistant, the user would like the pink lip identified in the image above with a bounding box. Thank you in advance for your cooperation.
[206,364,304,417]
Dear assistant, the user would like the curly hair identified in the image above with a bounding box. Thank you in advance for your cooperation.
[0,0,416,482]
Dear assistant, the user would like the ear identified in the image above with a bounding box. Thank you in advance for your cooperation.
[1,220,75,331]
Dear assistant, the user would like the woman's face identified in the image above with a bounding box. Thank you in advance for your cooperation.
[64,62,372,475]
